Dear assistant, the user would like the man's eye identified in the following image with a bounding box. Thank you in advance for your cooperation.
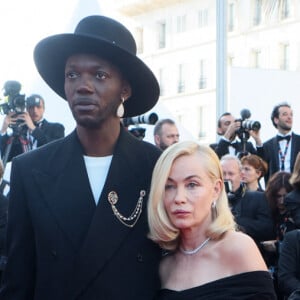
[96,72,108,80]
[66,71,78,79]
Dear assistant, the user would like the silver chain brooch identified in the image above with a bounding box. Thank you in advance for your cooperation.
[107,190,145,228]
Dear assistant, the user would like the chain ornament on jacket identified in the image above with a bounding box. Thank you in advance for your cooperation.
[108,190,145,228]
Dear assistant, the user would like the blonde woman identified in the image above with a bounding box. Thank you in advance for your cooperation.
[148,141,276,299]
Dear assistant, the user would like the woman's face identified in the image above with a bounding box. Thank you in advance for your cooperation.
[241,162,260,185]
[163,153,222,232]
[276,187,288,214]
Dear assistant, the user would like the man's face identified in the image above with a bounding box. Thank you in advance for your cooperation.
[64,54,130,129]
[155,123,179,150]
[221,158,242,192]
[217,114,235,135]
[275,106,293,132]
[27,102,45,123]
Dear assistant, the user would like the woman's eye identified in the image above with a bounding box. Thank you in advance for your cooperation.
[165,184,175,190]
[187,182,198,188]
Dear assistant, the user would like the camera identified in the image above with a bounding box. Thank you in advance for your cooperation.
[224,180,232,194]
[235,109,261,144]
[0,80,26,115]
[236,109,261,132]
[122,112,159,141]
[122,112,158,127]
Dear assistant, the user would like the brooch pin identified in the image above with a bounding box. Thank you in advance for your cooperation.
[108,190,146,228]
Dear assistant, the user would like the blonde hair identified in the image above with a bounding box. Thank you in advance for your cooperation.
[147,141,236,251]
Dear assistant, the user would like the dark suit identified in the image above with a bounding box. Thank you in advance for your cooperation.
[0,119,65,163]
[0,128,162,300]
[210,138,257,159]
[278,229,300,298]
[257,132,300,183]
[0,193,8,281]
[228,186,274,242]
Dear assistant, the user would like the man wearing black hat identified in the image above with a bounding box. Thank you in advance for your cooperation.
[0,16,162,300]
[0,94,65,165]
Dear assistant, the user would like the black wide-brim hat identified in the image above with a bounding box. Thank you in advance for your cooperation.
[34,15,160,117]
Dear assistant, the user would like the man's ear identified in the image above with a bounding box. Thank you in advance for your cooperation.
[217,127,223,135]
[121,80,132,102]
[154,135,160,147]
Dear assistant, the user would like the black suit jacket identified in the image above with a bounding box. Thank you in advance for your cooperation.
[278,229,300,297]
[0,119,65,163]
[0,193,8,258]
[0,128,162,300]
[229,188,274,242]
[257,133,300,183]
[210,138,257,159]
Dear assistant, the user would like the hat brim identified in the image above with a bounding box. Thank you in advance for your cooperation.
[34,34,160,117]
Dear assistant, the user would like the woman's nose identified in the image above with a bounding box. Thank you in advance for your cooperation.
[174,186,186,203]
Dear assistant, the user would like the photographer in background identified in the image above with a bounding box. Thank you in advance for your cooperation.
[211,111,261,159]
[0,94,65,164]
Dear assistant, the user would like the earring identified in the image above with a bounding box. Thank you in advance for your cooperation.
[211,201,218,221]
[116,97,125,118]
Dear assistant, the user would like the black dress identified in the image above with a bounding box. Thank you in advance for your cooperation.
[154,271,276,300]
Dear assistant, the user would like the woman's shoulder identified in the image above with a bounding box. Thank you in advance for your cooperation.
[218,231,267,271]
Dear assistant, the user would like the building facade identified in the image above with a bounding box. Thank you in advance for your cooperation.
[111,0,300,143]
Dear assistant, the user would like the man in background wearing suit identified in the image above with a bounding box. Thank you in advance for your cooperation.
[256,102,300,184]
[0,94,65,164]
[210,112,257,159]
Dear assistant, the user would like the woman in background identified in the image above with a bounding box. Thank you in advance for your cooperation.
[240,154,268,191]
[265,171,294,241]
[264,171,295,299]
[148,141,276,299]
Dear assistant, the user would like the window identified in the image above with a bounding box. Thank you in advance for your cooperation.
[158,21,166,49]
[198,9,208,28]
[177,64,185,93]
[177,15,186,33]
[251,49,262,68]
[281,0,291,20]
[135,27,144,54]
[198,106,207,138]
[228,55,235,67]
[158,68,167,96]
[228,2,235,32]
[280,43,290,70]
[253,0,262,26]
[199,59,207,89]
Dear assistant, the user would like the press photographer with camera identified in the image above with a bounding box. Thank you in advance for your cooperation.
[211,110,262,159]
[0,91,65,165]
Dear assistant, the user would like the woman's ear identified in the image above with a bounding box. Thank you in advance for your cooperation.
[213,179,223,198]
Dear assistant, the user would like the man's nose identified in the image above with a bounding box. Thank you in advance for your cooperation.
[77,75,94,93]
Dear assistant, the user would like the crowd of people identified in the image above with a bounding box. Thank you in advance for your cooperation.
[0,13,299,300]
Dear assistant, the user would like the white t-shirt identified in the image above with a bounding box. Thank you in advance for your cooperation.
[83,155,113,205]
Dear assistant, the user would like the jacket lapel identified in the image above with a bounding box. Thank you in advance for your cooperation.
[32,131,96,250]
[69,129,151,297]
[290,133,299,171]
